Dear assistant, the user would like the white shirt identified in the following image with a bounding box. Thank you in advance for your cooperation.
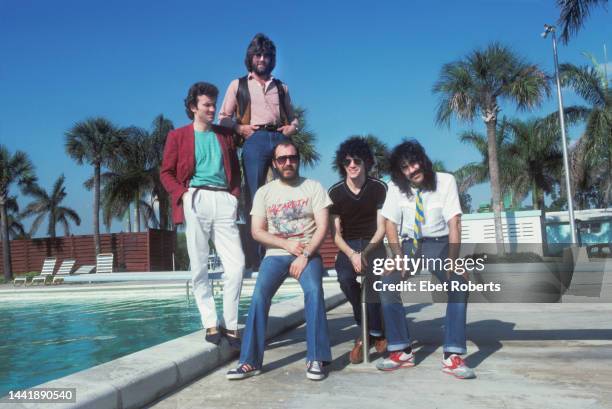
[381,172,462,238]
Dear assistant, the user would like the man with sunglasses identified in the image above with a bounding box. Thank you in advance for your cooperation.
[377,140,475,379]
[219,33,300,271]
[328,137,388,364]
[227,140,333,381]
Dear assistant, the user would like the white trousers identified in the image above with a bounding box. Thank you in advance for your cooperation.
[183,188,245,330]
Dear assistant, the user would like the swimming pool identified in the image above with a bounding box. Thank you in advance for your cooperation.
[0,285,298,396]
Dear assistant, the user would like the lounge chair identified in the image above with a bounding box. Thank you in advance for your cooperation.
[73,264,96,275]
[96,253,114,274]
[51,259,76,284]
[27,257,57,286]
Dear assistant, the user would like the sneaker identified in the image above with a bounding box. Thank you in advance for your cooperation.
[376,350,415,371]
[442,354,476,379]
[226,363,261,380]
[306,361,327,381]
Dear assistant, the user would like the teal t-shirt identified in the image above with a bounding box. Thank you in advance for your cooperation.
[190,130,228,188]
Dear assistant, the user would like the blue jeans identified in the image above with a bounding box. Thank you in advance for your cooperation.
[335,239,384,336]
[241,130,288,266]
[239,255,332,368]
[380,236,468,354]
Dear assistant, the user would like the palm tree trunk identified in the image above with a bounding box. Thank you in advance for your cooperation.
[0,202,13,280]
[486,117,506,254]
[49,210,56,238]
[125,207,132,232]
[135,191,141,233]
[532,182,540,210]
[93,163,101,255]
[159,193,169,231]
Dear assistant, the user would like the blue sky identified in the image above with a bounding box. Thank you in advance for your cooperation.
[1,0,610,236]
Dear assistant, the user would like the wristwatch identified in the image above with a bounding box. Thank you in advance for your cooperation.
[302,250,311,259]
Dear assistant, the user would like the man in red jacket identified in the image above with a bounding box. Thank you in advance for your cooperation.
[161,82,244,349]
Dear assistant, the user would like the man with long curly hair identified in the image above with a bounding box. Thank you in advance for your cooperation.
[377,139,475,379]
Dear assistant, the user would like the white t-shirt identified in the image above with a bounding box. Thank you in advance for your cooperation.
[251,177,332,256]
[381,172,462,238]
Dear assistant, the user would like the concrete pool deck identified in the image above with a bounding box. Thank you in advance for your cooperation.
[147,301,612,409]
[4,283,346,409]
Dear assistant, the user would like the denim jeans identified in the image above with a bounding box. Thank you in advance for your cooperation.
[380,236,468,354]
[241,130,288,267]
[335,239,385,336]
[239,255,332,368]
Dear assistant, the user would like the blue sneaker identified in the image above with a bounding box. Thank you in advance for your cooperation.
[226,363,261,380]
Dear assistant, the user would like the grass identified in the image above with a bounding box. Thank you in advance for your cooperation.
[7,271,40,284]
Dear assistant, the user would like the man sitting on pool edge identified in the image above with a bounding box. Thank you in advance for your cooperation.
[226,140,333,381]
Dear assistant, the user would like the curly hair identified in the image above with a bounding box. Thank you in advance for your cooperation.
[389,139,436,197]
[244,33,276,73]
[184,82,219,120]
[333,136,375,177]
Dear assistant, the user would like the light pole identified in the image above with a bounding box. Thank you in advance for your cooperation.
[542,24,578,245]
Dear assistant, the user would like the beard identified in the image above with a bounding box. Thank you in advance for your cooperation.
[277,166,299,182]
[253,63,272,76]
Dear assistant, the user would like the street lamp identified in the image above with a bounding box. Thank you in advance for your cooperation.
[542,24,578,245]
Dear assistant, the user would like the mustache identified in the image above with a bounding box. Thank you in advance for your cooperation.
[407,169,423,179]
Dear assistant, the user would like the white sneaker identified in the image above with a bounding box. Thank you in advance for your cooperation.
[442,354,476,379]
[306,361,327,381]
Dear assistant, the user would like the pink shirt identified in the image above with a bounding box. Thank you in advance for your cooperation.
[218,73,299,128]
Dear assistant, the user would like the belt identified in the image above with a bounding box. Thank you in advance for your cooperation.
[190,185,229,210]
[258,123,280,132]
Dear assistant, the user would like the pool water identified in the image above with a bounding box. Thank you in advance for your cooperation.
[0,290,296,396]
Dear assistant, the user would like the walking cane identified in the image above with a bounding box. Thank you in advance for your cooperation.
[361,273,370,363]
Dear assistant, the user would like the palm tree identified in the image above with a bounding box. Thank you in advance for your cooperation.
[21,175,81,238]
[433,43,550,246]
[4,197,28,239]
[556,0,608,43]
[0,146,36,280]
[291,106,320,167]
[89,126,159,232]
[559,60,611,206]
[454,120,516,208]
[504,119,564,210]
[330,134,390,178]
[65,117,124,255]
[149,115,174,230]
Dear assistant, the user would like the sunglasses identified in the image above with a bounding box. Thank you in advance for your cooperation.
[342,157,363,167]
[275,155,299,165]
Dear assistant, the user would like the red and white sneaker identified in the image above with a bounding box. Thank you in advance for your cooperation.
[442,354,476,379]
[376,350,415,371]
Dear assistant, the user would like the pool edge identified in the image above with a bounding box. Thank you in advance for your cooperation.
[14,285,346,409]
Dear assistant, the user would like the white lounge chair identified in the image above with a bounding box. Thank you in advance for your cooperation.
[51,259,76,284]
[96,253,114,274]
[73,264,96,275]
[27,257,58,285]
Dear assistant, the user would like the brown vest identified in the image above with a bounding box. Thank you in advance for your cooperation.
[235,75,290,126]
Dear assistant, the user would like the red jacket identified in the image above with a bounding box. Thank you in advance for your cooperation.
[160,123,241,225]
